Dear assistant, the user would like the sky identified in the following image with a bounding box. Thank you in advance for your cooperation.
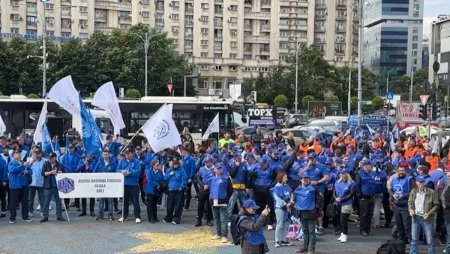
[423,0,450,38]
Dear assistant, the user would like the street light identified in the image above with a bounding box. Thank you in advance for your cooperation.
[294,42,302,114]
[132,32,160,97]
[404,51,415,102]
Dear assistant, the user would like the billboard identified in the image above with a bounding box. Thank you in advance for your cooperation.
[395,101,439,129]
[308,101,342,118]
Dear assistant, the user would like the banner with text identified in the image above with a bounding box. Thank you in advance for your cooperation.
[55,173,124,198]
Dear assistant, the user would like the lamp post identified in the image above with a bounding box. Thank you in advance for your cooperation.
[133,32,159,97]
[404,51,415,102]
[294,42,301,114]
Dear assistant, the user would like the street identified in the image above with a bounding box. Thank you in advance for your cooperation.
[0,198,444,254]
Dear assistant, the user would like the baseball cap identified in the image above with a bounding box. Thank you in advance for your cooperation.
[416,175,426,182]
[335,158,343,164]
[49,152,57,158]
[301,172,310,178]
[203,157,212,163]
[261,157,269,164]
[398,160,409,168]
[245,153,255,159]
[308,153,317,159]
[362,160,373,166]
[124,147,134,154]
[214,162,224,169]
[243,199,260,210]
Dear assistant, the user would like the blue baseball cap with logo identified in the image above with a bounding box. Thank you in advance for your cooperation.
[243,199,260,210]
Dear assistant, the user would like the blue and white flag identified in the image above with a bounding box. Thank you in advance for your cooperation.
[42,124,53,155]
[79,96,102,156]
[142,104,181,153]
[33,99,48,144]
[0,114,6,135]
[389,133,396,152]
[366,124,376,136]
[202,113,219,140]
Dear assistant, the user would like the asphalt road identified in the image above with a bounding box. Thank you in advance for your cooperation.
[0,198,445,254]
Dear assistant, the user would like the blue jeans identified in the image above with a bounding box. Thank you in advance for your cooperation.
[275,208,290,242]
[28,186,44,213]
[227,189,245,221]
[212,206,228,237]
[300,218,316,250]
[43,188,63,219]
[445,220,450,253]
[410,215,435,254]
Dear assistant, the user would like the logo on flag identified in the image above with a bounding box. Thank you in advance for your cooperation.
[57,177,75,194]
[153,120,170,140]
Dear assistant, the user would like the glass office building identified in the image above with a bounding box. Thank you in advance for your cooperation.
[363,0,424,95]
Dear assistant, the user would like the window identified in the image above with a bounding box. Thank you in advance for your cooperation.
[201,3,209,9]
[27,3,37,12]
[171,1,180,8]
[184,40,193,49]
[200,16,209,22]
[61,19,72,28]
[11,28,19,34]
[46,17,55,27]
[171,14,179,20]
[199,78,208,89]
[229,5,238,11]
[213,80,222,89]
[230,29,237,36]
[62,32,71,38]
[280,30,289,37]
[10,14,21,20]
[46,31,54,37]
[230,41,237,48]
[214,42,222,50]
[26,29,37,36]
[229,65,237,71]
[201,52,208,57]
[141,11,150,18]
[412,43,417,49]
[201,40,208,45]
[45,3,54,10]
[229,17,238,24]
[79,33,88,39]
[79,6,88,13]
[172,26,179,33]
[214,53,222,59]
[412,35,418,41]
[61,6,71,15]
[201,28,209,34]
[26,16,37,26]
[413,28,418,34]
[141,0,150,4]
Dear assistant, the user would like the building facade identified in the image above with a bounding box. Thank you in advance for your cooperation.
[429,15,450,86]
[363,0,424,95]
[1,0,359,97]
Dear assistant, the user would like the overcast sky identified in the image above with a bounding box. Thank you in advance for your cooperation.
[424,0,450,38]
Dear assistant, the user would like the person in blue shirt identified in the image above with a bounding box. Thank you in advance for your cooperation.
[77,153,97,217]
[372,162,388,228]
[40,152,65,223]
[284,150,307,190]
[390,161,415,244]
[8,150,32,223]
[93,149,117,221]
[238,199,270,254]
[268,151,283,173]
[209,162,232,243]
[144,159,163,223]
[271,171,293,248]
[323,158,339,231]
[0,150,7,217]
[135,146,147,206]
[355,159,376,236]
[116,147,142,223]
[293,172,324,254]
[334,169,356,243]
[227,154,249,224]
[104,134,122,158]
[301,152,330,236]
[163,158,187,225]
[181,147,196,210]
[252,156,276,231]
[27,148,46,217]
[195,157,214,227]
[60,144,82,211]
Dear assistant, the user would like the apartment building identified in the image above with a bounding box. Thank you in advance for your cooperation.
[429,15,450,85]
[0,0,359,97]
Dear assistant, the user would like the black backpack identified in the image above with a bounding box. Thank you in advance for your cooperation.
[376,239,406,254]
[230,214,248,246]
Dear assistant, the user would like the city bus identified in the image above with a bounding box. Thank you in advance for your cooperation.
[0,95,242,143]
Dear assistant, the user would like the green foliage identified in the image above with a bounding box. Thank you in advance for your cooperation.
[351,96,358,110]
[372,96,384,110]
[27,93,39,98]
[302,95,315,108]
[325,95,339,101]
[389,68,428,101]
[125,88,141,98]
[274,94,289,106]
[0,24,192,96]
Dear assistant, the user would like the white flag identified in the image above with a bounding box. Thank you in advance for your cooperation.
[202,113,219,140]
[366,124,376,135]
[0,114,6,135]
[47,75,80,116]
[142,104,181,153]
[33,99,48,143]
[92,82,125,135]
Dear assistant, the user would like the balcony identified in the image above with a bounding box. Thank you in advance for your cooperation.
[95,1,131,11]
[261,25,270,31]
[315,15,326,20]
[315,3,326,9]
[244,12,271,19]
[336,3,346,9]
[336,26,346,32]
[336,16,346,21]
[214,22,223,28]
[185,19,193,27]
[335,37,345,44]
[314,37,325,43]
[314,26,325,32]
[259,49,270,55]
[118,16,132,24]
[185,34,193,40]
[244,35,269,43]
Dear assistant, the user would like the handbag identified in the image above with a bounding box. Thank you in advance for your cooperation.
[325,198,337,218]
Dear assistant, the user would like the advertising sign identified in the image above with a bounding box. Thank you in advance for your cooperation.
[56,173,124,198]
[308,101,342,118]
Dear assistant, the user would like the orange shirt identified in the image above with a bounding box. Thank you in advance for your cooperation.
[312,140,322,154]
[345,138,357,147]
[298,144,309,155]
[404,147,418,159]
[425,155,439,172]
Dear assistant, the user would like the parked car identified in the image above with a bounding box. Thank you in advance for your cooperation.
[308,119,343,133]
[235,126,271,140]
[284,114,309,128]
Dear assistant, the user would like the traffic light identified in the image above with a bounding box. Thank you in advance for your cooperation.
[419,104,428,121]
[432,102,441,121]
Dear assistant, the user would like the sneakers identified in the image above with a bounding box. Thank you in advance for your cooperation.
[340,234,347,243]
[227,222,231,227]
[337,233,343,241]
[57,217,66,222]
[316,227,324,236]
[108,216,114,221]
[221,237,228,243]
[136,218,141,224]
[280,241,292,246]
[36,205,41,211]
[267,225,273,231]
[118,217,125,222]
[171,221,179,225]
[40,218,48,223]
[211,235,221,240]
[9,220,15,224]
[96,216,104,221]
[24,219,32,223]
[275,242,281,248]
[28,212,33,217]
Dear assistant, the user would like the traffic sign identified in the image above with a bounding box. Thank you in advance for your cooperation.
[419,95,429,106]
[386,91,394,100]
[167,83,173,93]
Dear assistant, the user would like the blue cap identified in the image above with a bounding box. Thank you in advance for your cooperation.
[382,161,392,167]
[362,160,373,166]
[301,172,310,178]
[416,175,426,182]
[252,146,260,152]
[308,153,317,159]
[335,158,343,164]
[409,158,417,165]
[214,162,224,169]
[211,153,219,159]
[261,157,269,164]
[231,146,239,152]
[229,143,235,148]
[243,199,260,210]
[278,143,286,151]
[203,157,212,163]
[221,153,229,160]
[267,144,275,150]
[245,153,255,159]
[347,144,355,150]
[354,153,363,160]
[325,158,333,164]
[124,147,134,153]
[339,168,351,174]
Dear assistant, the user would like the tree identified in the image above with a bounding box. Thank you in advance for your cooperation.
[351,96,358,111]
[27,93,39,98]
[325,95,339,101]
[372,96,384,110]
[274,94,288,106]
[125,88,141,98]
[302,95,315,108]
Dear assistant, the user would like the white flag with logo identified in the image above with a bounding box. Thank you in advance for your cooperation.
[92,82,125,135]
[47,75,80,116]
[202,113,219,140]
[33,99,48,143]
[142,104,181,153]
[0,114,6,135]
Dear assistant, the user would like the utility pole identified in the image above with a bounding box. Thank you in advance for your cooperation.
[42,1,47,97]
[295,42,300,114]
[357,0,364,122]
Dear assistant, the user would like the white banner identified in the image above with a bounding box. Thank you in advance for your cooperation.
[0,114,6,135]
[33,99,48,143]
[92,82,125,136]
[55,173,124,198]
[47,75,80,117]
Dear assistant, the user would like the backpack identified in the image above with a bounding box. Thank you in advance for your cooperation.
[230,214,248,246]
[376,239,406,254]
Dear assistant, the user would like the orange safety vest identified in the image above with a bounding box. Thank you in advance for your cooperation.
[345,138,357,147]
[312,140,322,154]
[404,147,418,159]
[298,144,309,155]
[425,155,439,172]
